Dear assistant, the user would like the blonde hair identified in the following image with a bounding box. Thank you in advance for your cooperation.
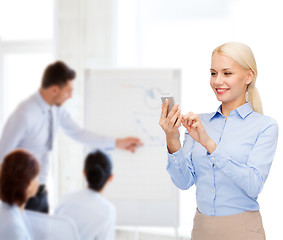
[212,42,263,114]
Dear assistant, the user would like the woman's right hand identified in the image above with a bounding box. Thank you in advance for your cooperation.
[159,98,182,153]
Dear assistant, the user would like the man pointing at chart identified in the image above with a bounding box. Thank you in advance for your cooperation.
[0,61,142,213]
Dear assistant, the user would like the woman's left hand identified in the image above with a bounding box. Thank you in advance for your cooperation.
[181,112,217,154]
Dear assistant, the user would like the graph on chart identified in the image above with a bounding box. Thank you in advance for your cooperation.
[134,112,165,147]
[120,84,162,109]
[119,84,165,147]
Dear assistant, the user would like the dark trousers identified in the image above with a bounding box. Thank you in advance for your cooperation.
[25,185,49,213]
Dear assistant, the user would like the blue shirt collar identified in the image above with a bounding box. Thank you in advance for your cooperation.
[35,91,52,113]
[210,102,254,120]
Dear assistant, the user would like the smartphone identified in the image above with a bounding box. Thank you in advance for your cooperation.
[161,93,175,116]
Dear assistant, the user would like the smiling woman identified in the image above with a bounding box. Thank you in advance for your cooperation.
[160,42,278,240]
[211,42,262,115]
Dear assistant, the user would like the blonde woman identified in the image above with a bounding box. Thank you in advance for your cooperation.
[159,42,278,240]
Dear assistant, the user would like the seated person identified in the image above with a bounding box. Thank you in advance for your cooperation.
[55,150,116,240]
[0,149,40,240]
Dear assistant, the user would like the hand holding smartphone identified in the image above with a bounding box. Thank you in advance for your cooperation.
[159,93,182,153]
[161,93,176,116]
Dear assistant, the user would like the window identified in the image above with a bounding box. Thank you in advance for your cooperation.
[0,0,55,207]
[0,0,54,128]
[3,53,53,118]
[0,0,53,41]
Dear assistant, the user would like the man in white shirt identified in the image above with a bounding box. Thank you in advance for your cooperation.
[55,150,116,240]
[0,61,142,213]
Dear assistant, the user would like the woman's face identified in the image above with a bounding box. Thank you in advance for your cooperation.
[210,53,253,106]
[26,175,39,199]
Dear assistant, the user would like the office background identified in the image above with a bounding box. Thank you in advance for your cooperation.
[0,0,282,239]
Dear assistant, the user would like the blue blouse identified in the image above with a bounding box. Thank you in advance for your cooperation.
[0,202,32,240]
[167,102,278,216]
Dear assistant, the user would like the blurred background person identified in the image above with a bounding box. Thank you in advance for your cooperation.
[55,150,115,240]
[0,149,40,240]
[0,61,142,213]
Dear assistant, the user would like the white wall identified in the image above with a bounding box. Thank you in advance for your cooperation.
[54,0,116,202]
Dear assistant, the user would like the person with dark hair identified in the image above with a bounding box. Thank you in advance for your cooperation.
[0,149,40,239]
[55,150,115,240]
[0,61,142,213]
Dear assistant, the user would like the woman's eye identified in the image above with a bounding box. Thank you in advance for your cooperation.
[211,72,216,76]
[224,72,232,75]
